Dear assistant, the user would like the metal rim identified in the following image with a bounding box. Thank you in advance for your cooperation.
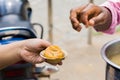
[101,38,120,69]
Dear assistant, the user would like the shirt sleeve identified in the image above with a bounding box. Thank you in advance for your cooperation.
[100,0,120,34]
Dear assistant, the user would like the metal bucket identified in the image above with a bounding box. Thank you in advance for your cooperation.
[101,38,120,80]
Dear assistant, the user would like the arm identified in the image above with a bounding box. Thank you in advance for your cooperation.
[101,0,120,34]
[0,39,51,70]
[0,41,23,69]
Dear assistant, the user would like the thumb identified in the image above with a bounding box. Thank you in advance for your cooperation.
[88,19,95,26]
[88,13,105,26]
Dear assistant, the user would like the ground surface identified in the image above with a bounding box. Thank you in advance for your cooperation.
[29,0,120,80]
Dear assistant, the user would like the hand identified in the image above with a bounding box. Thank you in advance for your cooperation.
[0,39,63,69]
[69,3,112,32]
[19,39,51,64]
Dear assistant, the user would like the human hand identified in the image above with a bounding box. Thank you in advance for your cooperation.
[19,39,63,65]
[19,39,51,64]
[0,39,63,69]
[70,3,112,32]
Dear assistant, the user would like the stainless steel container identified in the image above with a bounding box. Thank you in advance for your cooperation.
[101,39,120,80]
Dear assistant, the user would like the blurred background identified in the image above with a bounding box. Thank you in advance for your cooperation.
[29,0,120,80]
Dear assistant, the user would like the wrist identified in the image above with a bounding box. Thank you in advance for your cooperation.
[0,40,26,69]
[14,40,27,61]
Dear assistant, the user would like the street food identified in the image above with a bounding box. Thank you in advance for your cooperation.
[110,54,120,66]
[43,45,64,59]
[40,45,66,64]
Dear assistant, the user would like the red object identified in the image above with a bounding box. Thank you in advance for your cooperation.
[5,69,24,77]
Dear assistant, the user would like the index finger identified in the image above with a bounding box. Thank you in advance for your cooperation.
[70,5,87,31]
[39,40,51,49]
[80,4,102,27]
[70,8,81,31]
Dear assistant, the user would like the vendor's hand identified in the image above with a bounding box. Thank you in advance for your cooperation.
[70,3,112,32]
[19,39,51,64]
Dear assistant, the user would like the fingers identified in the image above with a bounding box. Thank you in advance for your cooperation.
[70,17,82,32]
[39,40,51,49]
[28,39,52,51]
[58,61,62,65]
[70,5,87,31]
[36,56,45,63]
[30,55,45,64]
[89,12,105,27]
[70,3,102,31]
[45,60,63,66]
[79,4,102,27]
